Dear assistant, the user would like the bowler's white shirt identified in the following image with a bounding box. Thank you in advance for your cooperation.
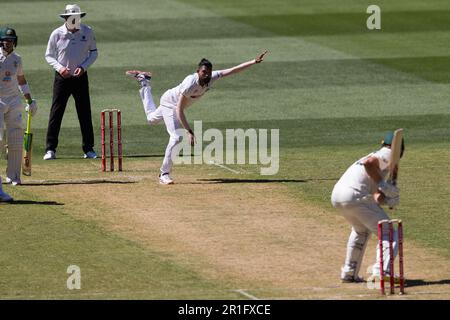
[160,71,223,109]
[0,50,23,97]
[332,147,391,203]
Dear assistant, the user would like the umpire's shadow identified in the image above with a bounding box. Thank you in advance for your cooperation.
[22,180,137,186]
[8,200,64,205]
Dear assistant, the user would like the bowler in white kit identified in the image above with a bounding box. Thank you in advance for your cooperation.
[126,51,268,184]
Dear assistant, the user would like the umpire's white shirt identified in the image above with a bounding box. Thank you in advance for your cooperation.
[332,147,391,204]
[0,50,23,97]
[45,24,98,76]
[160,71,223,109]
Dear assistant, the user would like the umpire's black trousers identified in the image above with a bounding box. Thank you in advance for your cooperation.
[46,72,95,154]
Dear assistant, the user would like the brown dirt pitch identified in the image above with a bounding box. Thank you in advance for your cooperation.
[24,159,450,299]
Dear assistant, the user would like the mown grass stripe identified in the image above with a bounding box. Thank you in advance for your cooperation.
[0,0,218,23]
[230,11,450,36]
[10,10,450,46]
[178,0,450,15]
[21,114,450,158]
[23,58,430,101]
[9,16,272,46]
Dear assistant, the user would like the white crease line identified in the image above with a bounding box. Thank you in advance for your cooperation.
[234,289,259,300]
[209,161,241,174]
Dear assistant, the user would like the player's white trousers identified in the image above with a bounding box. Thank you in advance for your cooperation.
[139,86,182,175]
[0,96,24,182]
[332,200,398,279]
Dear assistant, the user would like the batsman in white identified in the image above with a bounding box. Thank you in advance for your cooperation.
[0,27,37,201]
[126,51,268,184]
[331,132,405,282]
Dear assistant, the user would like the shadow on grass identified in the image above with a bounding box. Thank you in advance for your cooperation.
[53,154,165,160]
[405,278,450,288]
[125,154,166,158]
[9,200,64,205]
[193,178,339,184]
[23,179,137,186]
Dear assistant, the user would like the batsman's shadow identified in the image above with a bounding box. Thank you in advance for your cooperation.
[405,278,450,288]
[9,200,64,205]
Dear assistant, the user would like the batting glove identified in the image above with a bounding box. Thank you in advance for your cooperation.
[25,99,38,116]
[385,195,400,208]
[378,180,399,198]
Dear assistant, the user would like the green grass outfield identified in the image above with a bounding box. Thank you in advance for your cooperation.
[1,0,450,299]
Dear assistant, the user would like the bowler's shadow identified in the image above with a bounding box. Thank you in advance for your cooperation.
[195,178,338,184]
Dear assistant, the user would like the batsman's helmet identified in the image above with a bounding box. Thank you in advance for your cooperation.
[382,131,405,158]
[0,27,18,47]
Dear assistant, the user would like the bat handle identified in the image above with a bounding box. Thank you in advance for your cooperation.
[26,113,32,132]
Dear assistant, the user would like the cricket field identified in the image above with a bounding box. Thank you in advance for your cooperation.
[1,0,450,299]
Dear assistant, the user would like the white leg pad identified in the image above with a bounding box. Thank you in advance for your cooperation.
[373,229,399,275]
[341,228,370,279]
[6,128,23,182]
[0,128,4,158]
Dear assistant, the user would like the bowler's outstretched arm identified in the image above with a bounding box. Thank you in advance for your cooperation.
[220,50,268,77]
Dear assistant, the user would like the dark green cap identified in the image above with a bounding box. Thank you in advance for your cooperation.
[382,132,394,145]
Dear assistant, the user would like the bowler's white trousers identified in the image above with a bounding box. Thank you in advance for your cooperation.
[139,86,182,175]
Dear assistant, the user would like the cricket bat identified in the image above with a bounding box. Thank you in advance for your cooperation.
[387,128,403,209]
[387,128,403,186]
[22,112,33,176]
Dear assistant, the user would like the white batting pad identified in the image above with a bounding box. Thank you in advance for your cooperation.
[6,128,23,181]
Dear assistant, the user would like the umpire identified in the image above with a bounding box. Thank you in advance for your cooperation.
[44,4,98,160]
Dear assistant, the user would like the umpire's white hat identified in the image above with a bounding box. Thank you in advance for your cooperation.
[60,4,86,18]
